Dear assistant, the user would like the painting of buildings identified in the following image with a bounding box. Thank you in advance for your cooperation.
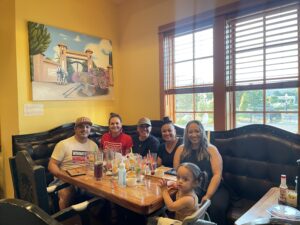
[28,21,113,100]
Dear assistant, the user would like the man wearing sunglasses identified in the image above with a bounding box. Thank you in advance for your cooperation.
[132,117,160,157]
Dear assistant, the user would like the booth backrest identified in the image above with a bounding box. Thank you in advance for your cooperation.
[210,124,300,201]
[11,120,184,189]
[12,121,300,204]
[11,122,300,224]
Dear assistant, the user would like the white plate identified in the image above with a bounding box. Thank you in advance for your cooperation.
[267,204,300,220]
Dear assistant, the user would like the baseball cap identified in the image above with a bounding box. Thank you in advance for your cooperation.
[75,117,92,127]
[137,117,151,126]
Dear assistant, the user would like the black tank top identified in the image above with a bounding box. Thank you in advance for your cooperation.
[180,149,212,196]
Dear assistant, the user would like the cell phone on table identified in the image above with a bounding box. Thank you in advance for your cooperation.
[164,168,177,176]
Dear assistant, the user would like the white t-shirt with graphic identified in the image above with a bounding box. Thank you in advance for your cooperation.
[51,136,98,170]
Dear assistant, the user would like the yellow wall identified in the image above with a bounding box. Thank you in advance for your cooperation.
[0,0,239,198]
[15,0,121,133]
[0,0,19,198]
[117,0,238,124]
[1,0,121,197]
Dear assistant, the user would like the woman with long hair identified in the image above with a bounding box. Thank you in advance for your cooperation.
[173,120,229,225]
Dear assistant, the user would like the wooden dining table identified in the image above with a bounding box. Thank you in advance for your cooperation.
[56,166,177,215]
[235,187,279,225]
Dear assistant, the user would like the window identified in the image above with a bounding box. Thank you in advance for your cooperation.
[160,0,300,133]
[161,27,214,130]
[226,4,299,132]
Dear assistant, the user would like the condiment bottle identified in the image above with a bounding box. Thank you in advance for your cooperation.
[144,163,150,175]
[279,174,288,204]
[118,160,126,187]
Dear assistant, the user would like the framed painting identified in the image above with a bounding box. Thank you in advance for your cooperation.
[28,21,114,100]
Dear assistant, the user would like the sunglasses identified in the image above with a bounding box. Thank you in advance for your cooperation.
[138,124,151,129]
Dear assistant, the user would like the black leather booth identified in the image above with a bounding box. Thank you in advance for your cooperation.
[10,120,183,200]
[210,124,300,224]
[10,122,300,224]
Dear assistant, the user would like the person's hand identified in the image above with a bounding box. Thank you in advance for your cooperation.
[158,178,168,192]
[201,194,210,204]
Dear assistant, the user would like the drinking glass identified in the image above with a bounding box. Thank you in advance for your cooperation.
[150,153,157,175]
[105,149,115,172]
[151,153,157,162]
[86,151,95,171]
[94,161,103,180]
[92,151,103,179]
[95,151,103,162]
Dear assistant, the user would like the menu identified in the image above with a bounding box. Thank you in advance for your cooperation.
[66,167,86,177]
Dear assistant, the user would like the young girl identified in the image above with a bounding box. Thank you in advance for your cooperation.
[149,162,207,225]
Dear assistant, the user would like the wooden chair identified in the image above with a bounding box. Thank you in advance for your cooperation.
[9,150,103,224]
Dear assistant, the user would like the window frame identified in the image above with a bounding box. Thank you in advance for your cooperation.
[159,0,300,133]
[160,25,215,128]
[226,3,300,131]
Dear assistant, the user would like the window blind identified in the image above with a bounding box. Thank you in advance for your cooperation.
[226,3,299,92]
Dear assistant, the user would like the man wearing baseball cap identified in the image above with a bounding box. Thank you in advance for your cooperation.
[48,116,98,209]
[132,117,160,157]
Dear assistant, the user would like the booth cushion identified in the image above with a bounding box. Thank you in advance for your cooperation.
[210,124,300,224]
[11,123,300,224]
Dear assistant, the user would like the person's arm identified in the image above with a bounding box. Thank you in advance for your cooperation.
[201,145,222,202]
[48,158,65,177]
[159,179,194,212]
[48,141,67,177]
[173,145,184,169]
[124,135,133,155]
[157,156,162,167]
[151,136,160,154]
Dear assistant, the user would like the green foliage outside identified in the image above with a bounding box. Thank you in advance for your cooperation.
[175,93,214,128]
[173,88,298,130]
[236,88,298,124]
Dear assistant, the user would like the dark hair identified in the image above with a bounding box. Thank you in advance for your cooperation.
[178,162,208,192]
[161,116,176,136]
[108,112,122,124]
[181,120,209,161]
[162,116,172,125]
